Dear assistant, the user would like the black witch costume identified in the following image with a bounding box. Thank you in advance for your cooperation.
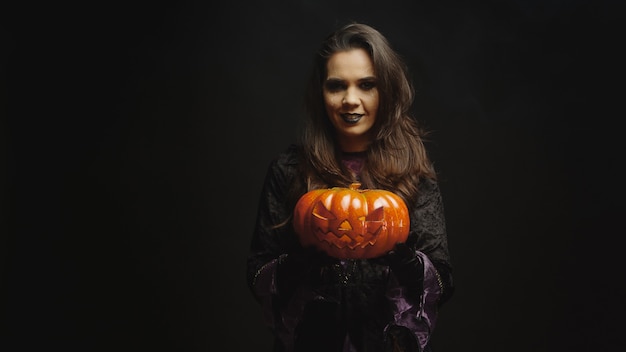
[247,145,454,352]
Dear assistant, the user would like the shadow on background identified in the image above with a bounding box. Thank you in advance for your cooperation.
[3,0,624,351]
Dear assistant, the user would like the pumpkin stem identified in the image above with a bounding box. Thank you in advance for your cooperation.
[349,182,362,190]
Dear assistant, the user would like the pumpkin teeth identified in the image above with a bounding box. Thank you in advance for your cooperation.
[317,232,377,250]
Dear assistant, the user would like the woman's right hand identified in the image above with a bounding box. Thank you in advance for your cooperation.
[276,245,336,298]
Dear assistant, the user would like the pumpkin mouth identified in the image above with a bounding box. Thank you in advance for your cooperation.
[315,225,382,250]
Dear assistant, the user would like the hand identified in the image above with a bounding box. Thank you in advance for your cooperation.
[385,324,421,352]
[384,243,424,300]
[276,245,335,298]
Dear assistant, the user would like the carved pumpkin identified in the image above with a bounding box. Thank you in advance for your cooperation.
[293,182,410,259]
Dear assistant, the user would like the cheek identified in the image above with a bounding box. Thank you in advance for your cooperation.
[364,92,379,111]
[323,95,341,120]
[323,93,340,110]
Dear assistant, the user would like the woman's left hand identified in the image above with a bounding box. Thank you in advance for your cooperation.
[383,243,424,299]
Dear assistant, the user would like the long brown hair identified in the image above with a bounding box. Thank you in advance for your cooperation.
[299,22,436,206]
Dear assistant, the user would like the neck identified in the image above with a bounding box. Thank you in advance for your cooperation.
[337,135,371,153]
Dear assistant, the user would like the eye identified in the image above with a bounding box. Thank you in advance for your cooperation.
[359,80,376,91]
[325,80,346,92]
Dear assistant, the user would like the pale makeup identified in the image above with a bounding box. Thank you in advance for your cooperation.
[323,48,379,152]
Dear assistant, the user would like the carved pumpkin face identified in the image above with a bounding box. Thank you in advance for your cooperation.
[293,182,410,259]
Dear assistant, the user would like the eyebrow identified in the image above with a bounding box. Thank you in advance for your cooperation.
[325,76,377,82]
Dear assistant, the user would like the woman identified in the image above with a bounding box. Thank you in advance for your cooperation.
[247,22,454,352]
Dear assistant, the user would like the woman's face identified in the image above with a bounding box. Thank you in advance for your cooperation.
[323,48,379,152]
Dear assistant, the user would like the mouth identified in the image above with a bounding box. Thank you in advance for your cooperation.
[340,113,363,124]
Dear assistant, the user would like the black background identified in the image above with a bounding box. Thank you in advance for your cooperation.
[3,0,624,351]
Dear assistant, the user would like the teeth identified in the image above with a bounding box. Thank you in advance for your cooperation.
[342,114,362,123]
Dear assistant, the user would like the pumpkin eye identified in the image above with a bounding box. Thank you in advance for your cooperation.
[365,206,384,221]
[312,201,336,220]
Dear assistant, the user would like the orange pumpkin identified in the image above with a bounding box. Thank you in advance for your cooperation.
[293,182,410,259]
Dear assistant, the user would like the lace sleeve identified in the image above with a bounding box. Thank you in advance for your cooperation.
[407,177,454,305]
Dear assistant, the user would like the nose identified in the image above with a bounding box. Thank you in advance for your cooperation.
[342,87,360,106]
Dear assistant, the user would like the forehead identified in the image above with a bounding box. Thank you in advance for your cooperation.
[326,48,375,78]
